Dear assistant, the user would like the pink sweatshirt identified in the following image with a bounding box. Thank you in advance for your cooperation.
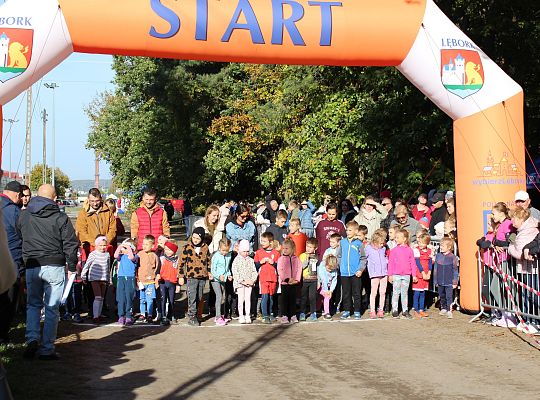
[277,255,302,285]
[388,245,416,276]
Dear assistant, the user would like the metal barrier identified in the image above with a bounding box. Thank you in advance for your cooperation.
[470,248,540,326]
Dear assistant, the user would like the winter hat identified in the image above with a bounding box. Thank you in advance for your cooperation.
[4,180,21,193]
[238,239,250,253]
[191,227,206,247]
[164,241,179,254]
[94,236,107,246]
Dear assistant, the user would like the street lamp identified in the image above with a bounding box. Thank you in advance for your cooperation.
[44,82,59,188]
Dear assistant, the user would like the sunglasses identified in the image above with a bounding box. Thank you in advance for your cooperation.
[239,214,249,219]
[382,202,391,206]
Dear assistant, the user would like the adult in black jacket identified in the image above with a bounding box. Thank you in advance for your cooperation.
[429,192,448,236]
[17,184,78,360]
[0,181,22,345]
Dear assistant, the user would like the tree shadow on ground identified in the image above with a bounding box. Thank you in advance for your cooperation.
[159,324,290,399]
[3,321,167,400]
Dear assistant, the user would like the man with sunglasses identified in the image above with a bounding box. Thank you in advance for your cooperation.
[20,185,31,210]
[514,190,540,221]
[380,197,394,230]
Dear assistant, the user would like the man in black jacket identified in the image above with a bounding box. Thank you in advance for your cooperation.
[0,181,22,345]
[17,184,78,360]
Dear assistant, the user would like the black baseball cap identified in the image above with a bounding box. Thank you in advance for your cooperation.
[4,181,21,193]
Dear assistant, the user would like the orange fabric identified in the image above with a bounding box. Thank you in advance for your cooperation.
[58,0,425,66]
[453,91,524,311]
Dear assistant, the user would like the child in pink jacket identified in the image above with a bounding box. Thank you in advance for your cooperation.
[388,229,418,319]
[277,239,302,324]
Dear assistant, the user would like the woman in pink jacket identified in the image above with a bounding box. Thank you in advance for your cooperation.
[508,208,538,274]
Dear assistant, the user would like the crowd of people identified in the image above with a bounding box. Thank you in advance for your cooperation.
[3,181,540,362]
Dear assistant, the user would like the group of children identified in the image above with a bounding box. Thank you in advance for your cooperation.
[74,216,459,327]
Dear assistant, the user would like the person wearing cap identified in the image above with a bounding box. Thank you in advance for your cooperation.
[156,240,179,325]
[380,197,395,230]
[17,184,79,360]
[391,205,422,243]
[0,180,22,345]
[353,195,388,240]
[429,192,448,237]
[514,190,540,221]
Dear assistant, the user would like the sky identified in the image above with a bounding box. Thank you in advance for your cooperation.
[1,53,115,181]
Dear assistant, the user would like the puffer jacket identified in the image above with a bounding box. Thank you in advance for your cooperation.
[130,201,170,250]
[508,217,539,273]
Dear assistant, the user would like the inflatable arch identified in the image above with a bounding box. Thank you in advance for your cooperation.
[0,0,525,311]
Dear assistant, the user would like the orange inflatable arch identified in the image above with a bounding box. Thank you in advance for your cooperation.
[0,0,526,312]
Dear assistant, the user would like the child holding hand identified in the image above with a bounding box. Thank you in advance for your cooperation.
[232,240,258,324]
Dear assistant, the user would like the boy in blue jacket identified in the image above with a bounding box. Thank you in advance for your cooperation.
[337,221,367,320]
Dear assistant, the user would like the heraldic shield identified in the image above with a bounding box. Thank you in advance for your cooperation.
[441,49,484,99]
[0,28,33,83]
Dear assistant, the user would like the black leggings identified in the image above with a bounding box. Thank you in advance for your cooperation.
[341,276,362,313]
[160,281,176,319]
[279,284,297,319]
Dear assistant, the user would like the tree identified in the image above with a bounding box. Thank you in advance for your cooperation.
[29,165,71,197]
[85,0,539,206]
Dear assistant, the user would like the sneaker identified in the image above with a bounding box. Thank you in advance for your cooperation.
[125,318,134,326]
[401,311,413,320]
[290,315,298,324]
[377,309,384,319]
[215,317,227,326]
[280,316,289,324]
[23,341,39,359]
[299,313,306,322]
[525,323,539,334]
[61,312,72,321]
[384,311,391,318]
[412,310,421,319]
[392,311,399,319]
[269,315,277,322]
[439,309,448,316]
[257,313,263,321]
[354,312,361,320]
[146,316,154,324]
[245,316,252,324]
[232,313,239,320]
[160,318,170,326]
[419,310,429,318]
[310,313,317,322]
[118,316,126,325]
[324,313,332,320]
[447,311,453,319]
[72,313,84,323]
[92,317,100,325]
[340,311,351,320]
[239,316,246,324]
[369,311,376,319]
[188,317,198,326]
[153,313,161,322]
[38,352,60,361]
[263,317,271,324]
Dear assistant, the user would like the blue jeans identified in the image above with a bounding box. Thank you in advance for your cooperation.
[26,265,65,355]
[116,277,136,318]
[261,294,273,318]
[413,290,426,311]
[139,284,156,317]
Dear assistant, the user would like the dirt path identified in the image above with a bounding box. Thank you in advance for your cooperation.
[8,311,539,400]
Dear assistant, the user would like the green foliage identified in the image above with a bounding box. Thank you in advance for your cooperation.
[85,0,538,206]
[29,164,71,196]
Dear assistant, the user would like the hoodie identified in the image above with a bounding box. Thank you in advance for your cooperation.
[0,194,22,271]
[17,196,79,271]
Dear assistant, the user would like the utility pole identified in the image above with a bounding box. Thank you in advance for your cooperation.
[41,109,47,184]
[44,83,58,188]
[2,118,18,179]
[25,87,32,186]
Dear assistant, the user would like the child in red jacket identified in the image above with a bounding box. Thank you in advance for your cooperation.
[254,232,280,324]
[157,240,179,326]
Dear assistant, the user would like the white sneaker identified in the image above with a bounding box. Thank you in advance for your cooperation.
[495,315,517,328]
[447,311,453,319]
[245,316,252,324]
[516,322,526,332]
[239,316,245,324]
[439,309,448,316]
